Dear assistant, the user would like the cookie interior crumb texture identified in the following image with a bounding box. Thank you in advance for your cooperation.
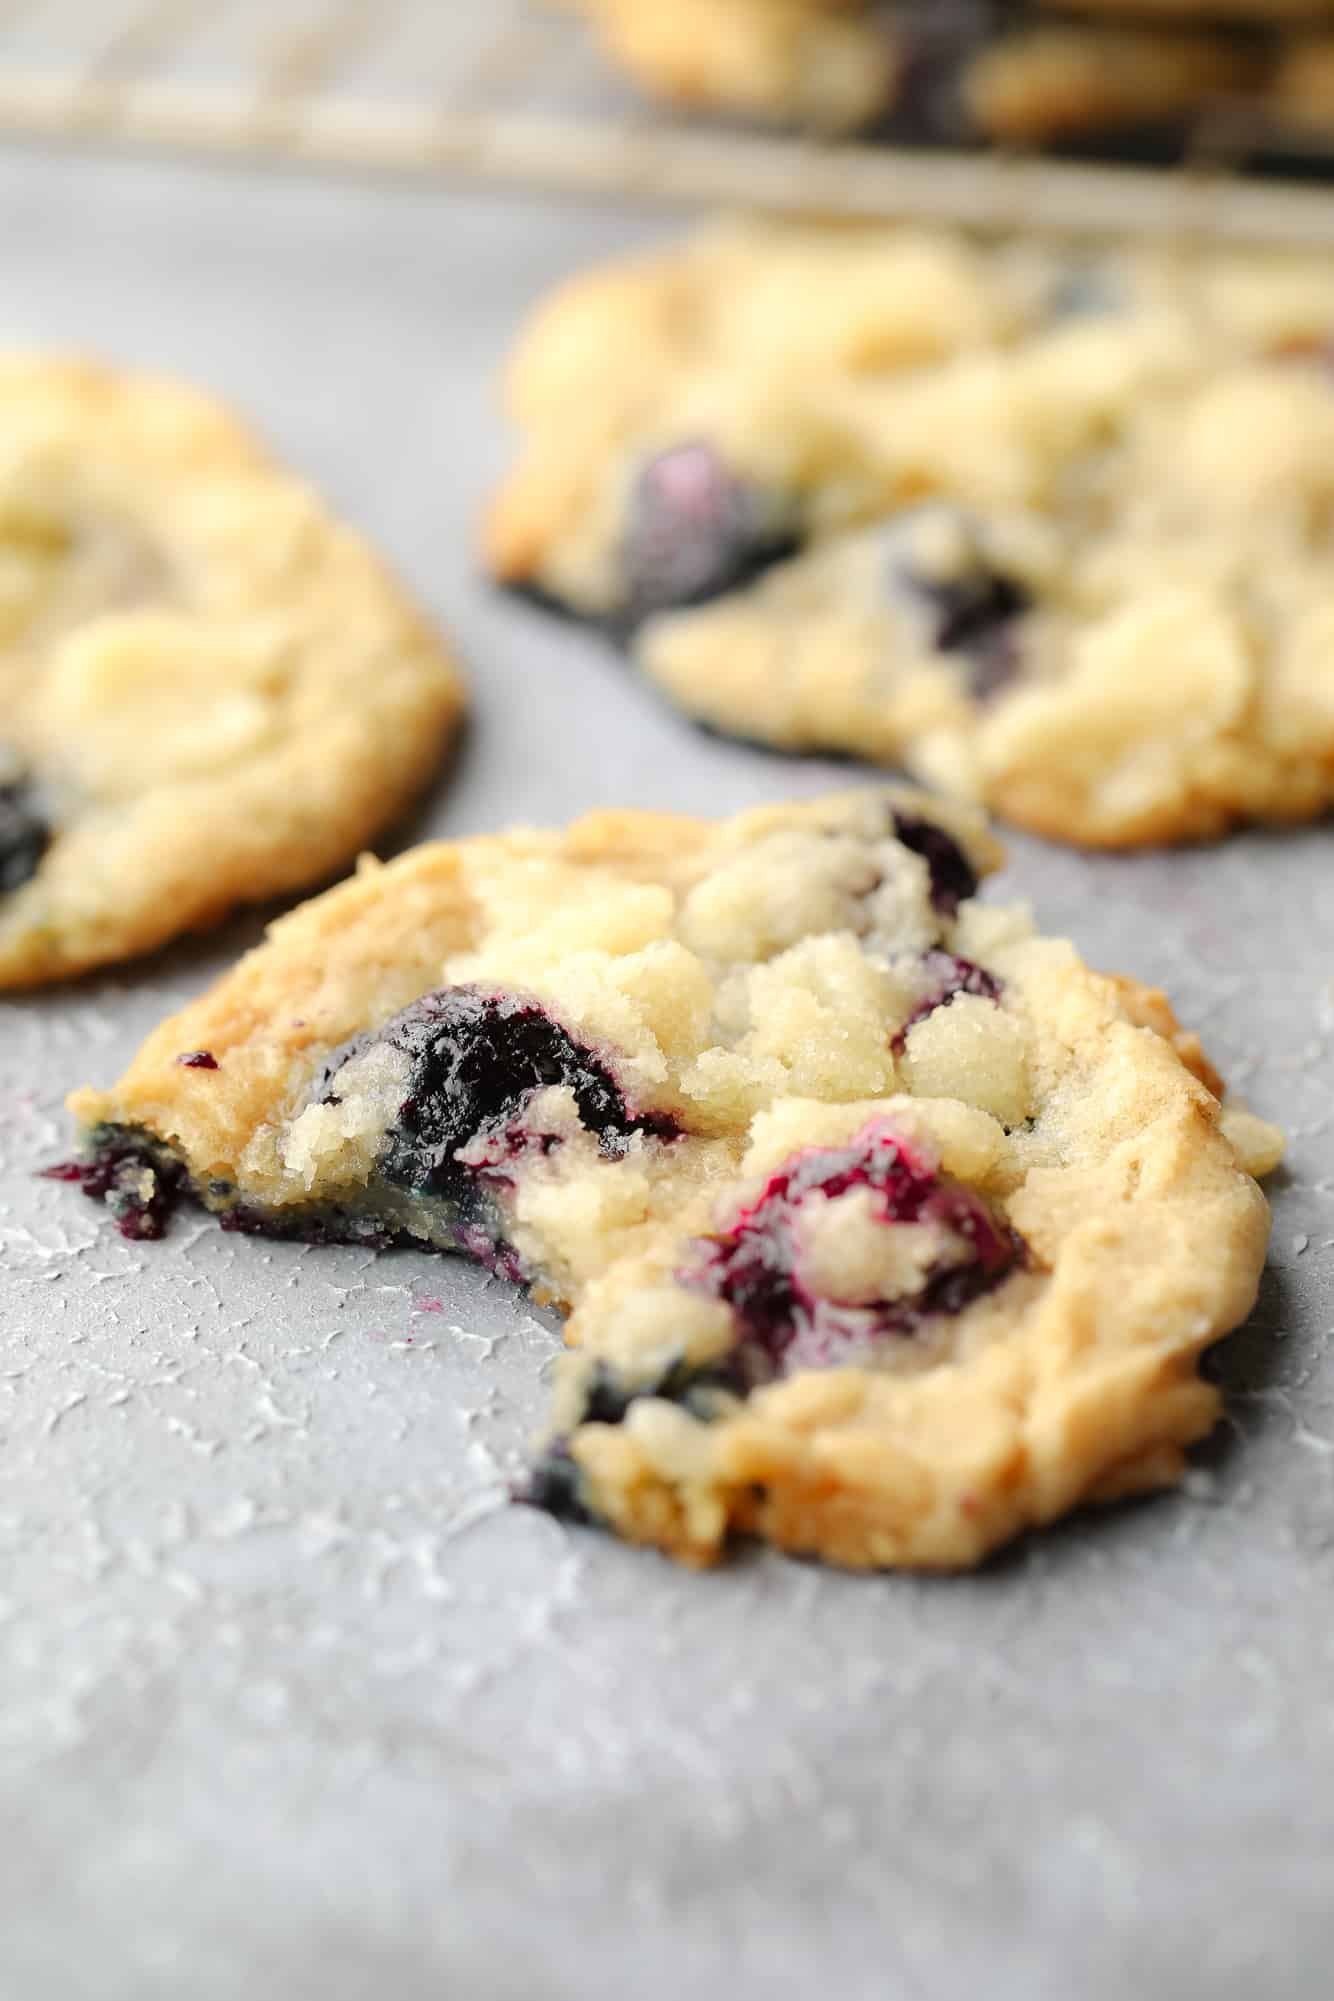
[65,789,1280,1571]
[0,355,465,985]
[484,221,1334,847]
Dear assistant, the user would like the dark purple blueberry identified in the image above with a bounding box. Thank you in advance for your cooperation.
[884,509,1029,697]
[897,550,1027,674]
[680,1122,1020,1383]
[932,569,1026,670]
[44,1128,186,1241]
[576,1356,741,1428]
[892,950,1002,1052]
[0,774,50,894]
[176,1049,219,1070]
[518,1445,595,1525]
[621,442,798,619]
[321,986,677,1206]
[890,811,978,917]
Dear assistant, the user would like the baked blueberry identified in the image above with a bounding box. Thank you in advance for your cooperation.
[893,950,1002,1051]
[44,1127,186,1241]
[322,986,677,1203]
[519,1444,595,1525]
[621,442,798,619]
[576,1355,741,1427]
[931,569,1027,666]
[682,1122,1019,1383]
[884,508,1029,694]
[0,773,51,895]
[890,810,978,917]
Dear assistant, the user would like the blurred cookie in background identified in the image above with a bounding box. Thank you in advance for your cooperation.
[0,357,465,987]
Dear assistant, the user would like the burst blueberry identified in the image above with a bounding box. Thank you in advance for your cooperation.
[890,811,978,918]
[621,441,798,619]
[320,986,677,1202]
[681,1122,1019,1383]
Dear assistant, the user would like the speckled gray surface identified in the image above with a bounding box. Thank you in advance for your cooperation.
[2,145,1334,2001]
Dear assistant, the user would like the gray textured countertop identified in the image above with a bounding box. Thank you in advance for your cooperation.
[2,146,1333,2001]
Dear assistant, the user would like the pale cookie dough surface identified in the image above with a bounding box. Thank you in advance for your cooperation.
[66,788,1278,1572]
[0,356,465,986]
[486,221,1334,847]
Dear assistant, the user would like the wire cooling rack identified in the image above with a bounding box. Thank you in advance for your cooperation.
[2,1,1334,246]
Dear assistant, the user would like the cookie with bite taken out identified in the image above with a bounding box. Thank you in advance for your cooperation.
[62,788,1280,1570]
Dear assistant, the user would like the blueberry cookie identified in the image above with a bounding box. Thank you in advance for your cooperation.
[64,789,1279,1570]
[559,0,904,133]
[486,222,1334,846]
[0,356,464,986]
[961,24,1257,143]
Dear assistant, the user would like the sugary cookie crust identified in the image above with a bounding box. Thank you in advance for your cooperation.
[486,221,1334,847]
[0,356,464,985]
[67,789,1277,1572]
